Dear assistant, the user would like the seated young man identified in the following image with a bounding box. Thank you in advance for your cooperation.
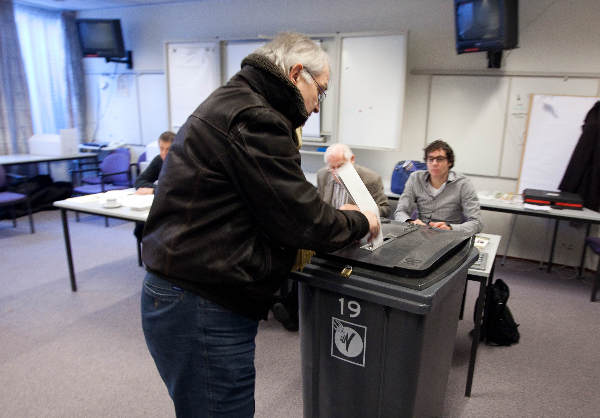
[133,131,175,240]
[393,139,483,236]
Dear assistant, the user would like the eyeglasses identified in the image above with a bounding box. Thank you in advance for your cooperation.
[304,69,327,103]
[426,156,448,163]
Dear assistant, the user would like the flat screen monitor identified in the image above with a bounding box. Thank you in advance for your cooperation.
[455,0,518,54]
[76,19,126,58]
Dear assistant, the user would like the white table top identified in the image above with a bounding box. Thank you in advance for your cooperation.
[0,153,96,165]
[468,233,501,278]
[479,197,600,223]
[53,189,151,222]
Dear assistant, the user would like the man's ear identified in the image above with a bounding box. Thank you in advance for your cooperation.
[288,63,304,85]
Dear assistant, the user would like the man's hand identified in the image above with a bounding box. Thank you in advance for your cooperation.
[429,221,451,230]
[135,187,154,195]
[360,210,380,242]
[411,219,428,226]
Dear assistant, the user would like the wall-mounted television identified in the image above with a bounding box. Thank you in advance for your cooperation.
[454,0,518,55]
[76,19,126,58]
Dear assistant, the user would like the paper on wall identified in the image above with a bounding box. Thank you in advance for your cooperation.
[336,162,383,250]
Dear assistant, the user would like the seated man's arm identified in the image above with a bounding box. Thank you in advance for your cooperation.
[393,173,418,222]
[134,155,162,190]
[448,179,483,236]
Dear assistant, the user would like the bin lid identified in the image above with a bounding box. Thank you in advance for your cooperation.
[319,222,472,282]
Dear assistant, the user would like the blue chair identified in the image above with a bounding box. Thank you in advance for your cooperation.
[0,165,34,234]
[71,151,132,227]
[585,237,600,302]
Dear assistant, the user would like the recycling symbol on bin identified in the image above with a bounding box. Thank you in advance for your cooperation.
[331,317,367,367]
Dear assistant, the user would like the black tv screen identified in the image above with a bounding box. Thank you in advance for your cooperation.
[455,0,518,54]
[76,19,126,58]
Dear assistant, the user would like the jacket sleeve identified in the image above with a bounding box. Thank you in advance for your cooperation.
[134,155,162,189]
[393,172,417,222]
[449,179,483,236]
[219,109,369,253]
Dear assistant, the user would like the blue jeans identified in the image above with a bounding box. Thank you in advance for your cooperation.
[141,271,259,418]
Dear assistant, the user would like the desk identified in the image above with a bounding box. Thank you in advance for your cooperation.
[463,233,501,397]
[54,191,151,291]
[0,153,98,178]
[479,197,600,274]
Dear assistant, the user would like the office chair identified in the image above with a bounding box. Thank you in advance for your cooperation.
[71,151,132,226]
[585,237,600,302]
[0,165,34,234]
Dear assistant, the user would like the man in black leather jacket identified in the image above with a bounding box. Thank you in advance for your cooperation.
[140,32,379,417]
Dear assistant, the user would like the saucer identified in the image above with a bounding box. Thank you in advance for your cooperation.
[102,202,121,209]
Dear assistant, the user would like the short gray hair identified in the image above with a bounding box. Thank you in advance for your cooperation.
[254,32,330,80]
[324,143,353,164]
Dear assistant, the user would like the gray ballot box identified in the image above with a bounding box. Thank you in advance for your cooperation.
[291,222,478,418]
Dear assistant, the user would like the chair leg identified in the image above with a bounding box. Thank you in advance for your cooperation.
[11,206,17,228]
[26,199,34,234]
[592,259,600,302]
[75,212,80,222]
[105,216,109,227]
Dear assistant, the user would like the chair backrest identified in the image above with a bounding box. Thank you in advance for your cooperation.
[100,151,130,185]
[0,165,6,188]
[138,152,147,164]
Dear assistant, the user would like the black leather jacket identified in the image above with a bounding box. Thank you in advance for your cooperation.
[142,54,369,319]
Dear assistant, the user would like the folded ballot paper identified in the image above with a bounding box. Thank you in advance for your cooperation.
[336,162,383,250]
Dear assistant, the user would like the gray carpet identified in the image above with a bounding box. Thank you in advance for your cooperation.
[1,210,599,417]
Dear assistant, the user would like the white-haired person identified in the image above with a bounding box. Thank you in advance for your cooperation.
[140,32,379,417]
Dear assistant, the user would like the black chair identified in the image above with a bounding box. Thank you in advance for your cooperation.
[0,165,34,234]
[585,237,600,302]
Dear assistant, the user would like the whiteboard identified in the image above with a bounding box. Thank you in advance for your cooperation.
[500,77,599,178]
[427,76,510,176]
[166,42,220,132]
[518,94,599,193]
[138,73,168,145]
[86,73,141,144]
[338,34,407,149]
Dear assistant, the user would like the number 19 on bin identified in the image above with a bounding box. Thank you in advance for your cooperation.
[338,297,361,318]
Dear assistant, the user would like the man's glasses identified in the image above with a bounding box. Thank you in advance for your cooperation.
[304,69,327,103]
[426,156,447,163]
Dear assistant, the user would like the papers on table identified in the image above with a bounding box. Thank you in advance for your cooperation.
[336,162,383,250]
[66,189,153,211]
[523,203,551,211]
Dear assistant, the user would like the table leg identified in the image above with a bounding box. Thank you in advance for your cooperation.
[546,219,559,273]
[501,214,517,266]
[578,223,591,278]
[60,209,77,292]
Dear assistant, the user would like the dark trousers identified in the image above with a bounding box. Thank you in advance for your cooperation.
[141,272,259,417]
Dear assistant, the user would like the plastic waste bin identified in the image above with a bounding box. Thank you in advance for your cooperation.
[292,222,477,418]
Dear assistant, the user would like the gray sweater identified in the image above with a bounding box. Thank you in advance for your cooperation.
[393,170,483,236]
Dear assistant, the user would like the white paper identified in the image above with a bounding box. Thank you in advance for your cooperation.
[336,162,383,249]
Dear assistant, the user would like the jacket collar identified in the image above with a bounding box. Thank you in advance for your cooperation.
[240,54,309,131]
[424,170,457,184]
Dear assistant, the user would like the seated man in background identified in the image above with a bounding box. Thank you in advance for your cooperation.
[272,143,389,331]
[133,131,175,240]
[134,131,176,194]
[393,139,482,236]
[317,143,391,217]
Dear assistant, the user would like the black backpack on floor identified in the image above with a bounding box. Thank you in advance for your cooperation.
[477,279,520,346]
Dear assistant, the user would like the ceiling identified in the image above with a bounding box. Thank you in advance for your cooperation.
[14,0,199,11]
